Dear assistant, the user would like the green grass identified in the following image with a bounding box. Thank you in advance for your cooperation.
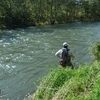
[90,42,100,61]
[31,61,100,100]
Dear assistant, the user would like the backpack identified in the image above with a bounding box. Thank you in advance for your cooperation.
[60,48,69,67]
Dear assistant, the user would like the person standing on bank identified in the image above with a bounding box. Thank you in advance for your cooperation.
[55,42,75,69]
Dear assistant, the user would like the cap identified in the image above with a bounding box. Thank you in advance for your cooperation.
[63,42,68,47]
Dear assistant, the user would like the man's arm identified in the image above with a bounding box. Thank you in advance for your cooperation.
[69,51,75,60]
[55,49,62,58]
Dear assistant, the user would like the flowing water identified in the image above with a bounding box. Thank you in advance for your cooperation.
[0,22,100,100]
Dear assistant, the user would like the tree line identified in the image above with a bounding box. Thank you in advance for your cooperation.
[0,0,100,29]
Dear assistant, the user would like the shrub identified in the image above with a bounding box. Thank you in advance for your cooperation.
[90,42,100,61]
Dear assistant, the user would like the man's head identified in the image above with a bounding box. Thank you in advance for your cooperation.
[63,42,68,48]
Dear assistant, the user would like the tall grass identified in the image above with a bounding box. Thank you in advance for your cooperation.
[31,62,100,100]
[31,42,100,100]
[90,42,100,61]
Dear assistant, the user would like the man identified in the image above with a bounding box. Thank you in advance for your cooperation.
[55,42,75,69]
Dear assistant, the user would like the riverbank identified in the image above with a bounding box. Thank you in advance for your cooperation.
[29,61,100,100]
[1,0,100,30]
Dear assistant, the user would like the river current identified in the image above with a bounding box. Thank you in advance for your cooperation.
[0,22,100,100]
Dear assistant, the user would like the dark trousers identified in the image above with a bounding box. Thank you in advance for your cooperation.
[60,60,74,69]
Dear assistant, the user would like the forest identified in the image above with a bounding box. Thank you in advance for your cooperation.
[0,0,100,29]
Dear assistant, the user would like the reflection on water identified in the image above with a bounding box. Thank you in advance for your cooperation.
[0,22,100,100]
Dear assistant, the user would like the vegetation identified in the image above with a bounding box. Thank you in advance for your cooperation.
[30,42,100,100]
[0,0,100,29]
[90,42,100,61]
[31,62,100,100]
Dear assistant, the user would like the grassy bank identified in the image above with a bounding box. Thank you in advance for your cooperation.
[30,61,100,100]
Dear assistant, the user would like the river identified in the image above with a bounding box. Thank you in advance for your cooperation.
[0,22,100,100]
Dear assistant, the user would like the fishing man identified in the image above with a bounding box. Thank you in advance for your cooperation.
[55,42,75,69]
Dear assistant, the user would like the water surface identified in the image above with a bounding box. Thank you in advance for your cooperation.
[0,22,100,100]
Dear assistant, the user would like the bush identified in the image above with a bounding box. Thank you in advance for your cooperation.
[90,42,100,61]
[31,62,100,100]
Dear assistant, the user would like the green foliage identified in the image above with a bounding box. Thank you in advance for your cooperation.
[0,0,100,28]
[32,61,100,100]
[32,67,73,100]
[90,42,100,61]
